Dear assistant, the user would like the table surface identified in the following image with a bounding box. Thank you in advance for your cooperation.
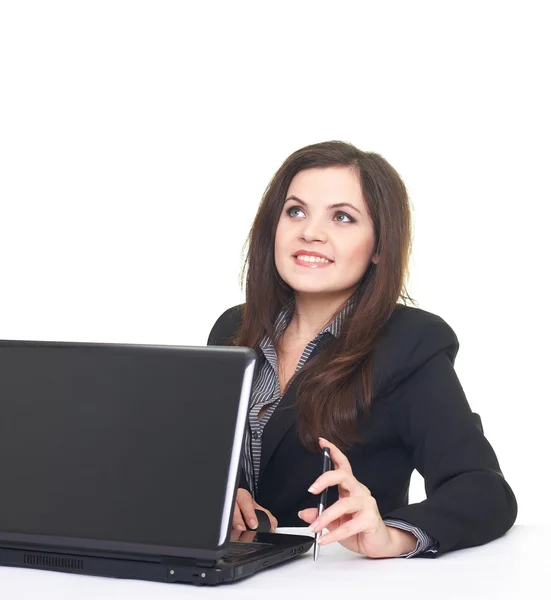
[0,525,547,599]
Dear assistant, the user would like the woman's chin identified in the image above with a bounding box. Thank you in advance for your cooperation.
[286,282,341,296]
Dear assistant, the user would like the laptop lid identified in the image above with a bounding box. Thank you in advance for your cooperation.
[0,340,256,562]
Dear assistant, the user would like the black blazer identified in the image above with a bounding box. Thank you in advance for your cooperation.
[207,303,517,556]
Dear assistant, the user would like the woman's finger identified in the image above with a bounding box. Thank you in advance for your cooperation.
[319,437,353,474]
[297,507,319,524]
[232,503,246,531]
[309,496,365,532]
[298,507,342,532]
[318,516,373,546]
[309,468,367,497]
[236,489,258,529]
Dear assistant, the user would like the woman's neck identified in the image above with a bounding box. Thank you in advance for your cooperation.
[285,288,357,343]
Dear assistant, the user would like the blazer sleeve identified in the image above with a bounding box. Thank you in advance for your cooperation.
[382,347,518,556]
[207,305,251,493]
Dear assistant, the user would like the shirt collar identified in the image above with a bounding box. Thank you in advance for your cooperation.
[260,290,358,351]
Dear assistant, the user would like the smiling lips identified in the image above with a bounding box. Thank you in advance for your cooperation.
[292,250,334,269]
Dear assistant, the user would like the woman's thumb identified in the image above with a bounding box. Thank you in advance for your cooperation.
[297,508,318,523]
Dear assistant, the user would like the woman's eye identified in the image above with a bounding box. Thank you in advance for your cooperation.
[287,206,305,217]
[335,211,355,223]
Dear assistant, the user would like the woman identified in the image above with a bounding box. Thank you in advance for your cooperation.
[207,140,517,558]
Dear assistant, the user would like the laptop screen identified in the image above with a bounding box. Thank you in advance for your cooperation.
[0,342,255,558]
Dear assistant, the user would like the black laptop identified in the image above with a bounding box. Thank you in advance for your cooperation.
[0,340,313,585]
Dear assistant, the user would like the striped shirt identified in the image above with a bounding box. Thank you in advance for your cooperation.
[241,295,438,558]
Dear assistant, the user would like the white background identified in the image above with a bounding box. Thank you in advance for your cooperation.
[0,1,549,525]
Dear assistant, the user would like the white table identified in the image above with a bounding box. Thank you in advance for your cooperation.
[1,525,547,599]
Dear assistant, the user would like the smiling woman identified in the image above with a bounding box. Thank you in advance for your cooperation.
[207,140,517,560]
[225,143,412,452]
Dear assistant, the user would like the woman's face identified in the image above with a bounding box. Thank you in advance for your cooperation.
[274,166,378,297]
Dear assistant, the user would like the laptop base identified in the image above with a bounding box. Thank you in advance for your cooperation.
[0,532,314,585]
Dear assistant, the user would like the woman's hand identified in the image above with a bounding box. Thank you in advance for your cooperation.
[233,488,278,533]
[298,438,417,558]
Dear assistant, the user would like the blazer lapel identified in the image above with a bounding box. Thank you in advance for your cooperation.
[258,332,334,484]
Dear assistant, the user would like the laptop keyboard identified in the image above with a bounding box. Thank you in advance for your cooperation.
[223,541,274,562]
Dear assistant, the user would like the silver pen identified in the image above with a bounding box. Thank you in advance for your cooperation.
[313,447,332,562]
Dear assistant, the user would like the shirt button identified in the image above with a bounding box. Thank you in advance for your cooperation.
[252,431,260,440]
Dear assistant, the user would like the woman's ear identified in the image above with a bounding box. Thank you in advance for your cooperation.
[372,253,379,264]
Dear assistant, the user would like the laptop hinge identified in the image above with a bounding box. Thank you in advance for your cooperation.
[195,559,217,568]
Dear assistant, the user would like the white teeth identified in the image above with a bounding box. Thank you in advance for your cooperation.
[296,255,331,264]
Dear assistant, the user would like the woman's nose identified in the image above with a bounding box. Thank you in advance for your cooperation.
[300,219,328,242]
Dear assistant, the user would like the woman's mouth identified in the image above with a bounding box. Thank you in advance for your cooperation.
[293,254,334,268]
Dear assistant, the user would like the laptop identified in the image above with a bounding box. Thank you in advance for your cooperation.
[0,340,314,585]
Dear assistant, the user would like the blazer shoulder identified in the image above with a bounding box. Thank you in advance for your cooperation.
[207,304,245,345]
[372,304,460,397]
[388,304,459,351]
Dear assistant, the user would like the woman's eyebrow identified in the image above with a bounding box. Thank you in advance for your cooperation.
[285,195,362,215]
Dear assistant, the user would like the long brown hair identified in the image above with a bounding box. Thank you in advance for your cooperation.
[230,140,416,452]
